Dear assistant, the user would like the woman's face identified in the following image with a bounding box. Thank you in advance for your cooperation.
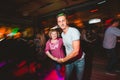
[51,31,58,39]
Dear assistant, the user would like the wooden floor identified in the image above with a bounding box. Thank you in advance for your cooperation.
[37,52,120,80]
[0,52,120,80]
[0,51,120,80]
[90,54,120,80]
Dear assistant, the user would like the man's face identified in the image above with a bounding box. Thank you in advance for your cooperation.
[113,21,119,27]
[57,16,68,30]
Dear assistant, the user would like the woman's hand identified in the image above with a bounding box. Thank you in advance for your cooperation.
[53,57,58,61]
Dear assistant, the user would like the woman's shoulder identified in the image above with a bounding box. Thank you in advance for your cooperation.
[46,39,51,43]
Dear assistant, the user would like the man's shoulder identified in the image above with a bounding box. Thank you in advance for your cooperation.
[69,27,79,32]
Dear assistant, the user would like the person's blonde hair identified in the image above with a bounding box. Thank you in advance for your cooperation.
[48,29,60,38]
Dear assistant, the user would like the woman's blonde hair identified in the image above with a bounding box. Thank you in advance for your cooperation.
[48,29,60,38]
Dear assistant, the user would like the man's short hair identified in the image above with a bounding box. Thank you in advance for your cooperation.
[56,13,66,18]
[111,18,120,24]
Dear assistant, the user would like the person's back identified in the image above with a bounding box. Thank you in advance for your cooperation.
[103,19,120,75]
[103,19,120,49]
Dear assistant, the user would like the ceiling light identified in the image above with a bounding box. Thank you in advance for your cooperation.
[97,0,106,5]
[88,18,101,24]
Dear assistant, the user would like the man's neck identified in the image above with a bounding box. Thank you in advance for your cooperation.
[63,26,69,34]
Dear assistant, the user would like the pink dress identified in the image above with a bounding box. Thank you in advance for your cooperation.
[45,38,65,59]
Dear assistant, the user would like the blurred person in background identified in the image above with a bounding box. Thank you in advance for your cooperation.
[33,31,46,61]
[103,19,120,75]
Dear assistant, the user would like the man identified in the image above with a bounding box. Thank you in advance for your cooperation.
[56,13,85,80]
[103,19,120,75]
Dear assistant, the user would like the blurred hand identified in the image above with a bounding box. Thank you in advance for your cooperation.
[117,40,120,42]
[57,58,64,63]
[53,57,58,61]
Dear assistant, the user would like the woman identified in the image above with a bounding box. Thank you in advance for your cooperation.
[45,29,65,78]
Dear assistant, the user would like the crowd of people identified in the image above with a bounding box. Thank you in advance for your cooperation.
[0,13,120,80]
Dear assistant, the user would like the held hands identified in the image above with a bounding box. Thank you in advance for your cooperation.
[53,57,65,63]
[56,58,64,63]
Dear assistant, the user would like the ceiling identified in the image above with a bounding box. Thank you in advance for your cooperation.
[0,0,119,24]
[0,0,86,17]
[0,0,107,18]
